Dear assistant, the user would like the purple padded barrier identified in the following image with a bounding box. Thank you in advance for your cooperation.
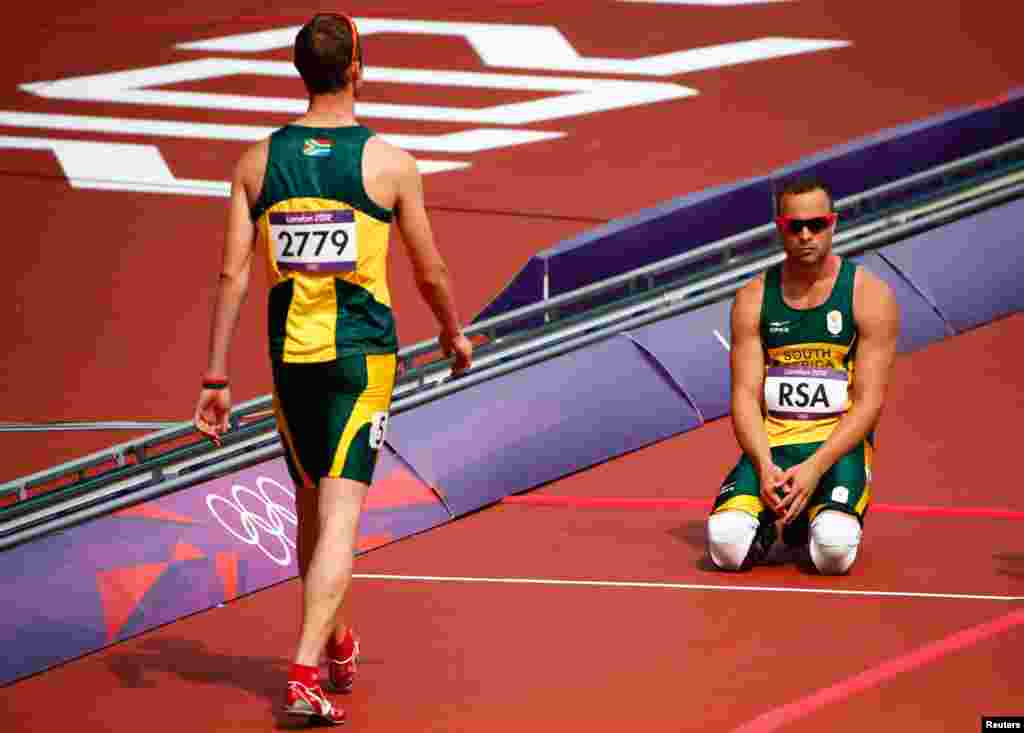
[540,177,775,298]
[850,251,953,352]
[474,176,775,323]
[0,448,448,686]
[876,198,1024,333]
[772,88,1024,202]
[625,298,733,422]
[477,90,1023,323]
[474,257,546,325]
[387,334,703,515]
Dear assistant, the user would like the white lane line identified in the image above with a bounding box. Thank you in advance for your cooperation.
[352,573,1024,602]
[713,329,731,351]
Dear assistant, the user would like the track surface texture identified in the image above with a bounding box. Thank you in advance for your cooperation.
[2,319,1022,730]
[2,2,1022,730]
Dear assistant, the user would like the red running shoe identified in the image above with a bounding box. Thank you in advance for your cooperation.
[327,632,360,693]
[281,681,346,726]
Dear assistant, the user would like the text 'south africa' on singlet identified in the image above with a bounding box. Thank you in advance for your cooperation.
[251,125,397,364]
[760,259,858,447]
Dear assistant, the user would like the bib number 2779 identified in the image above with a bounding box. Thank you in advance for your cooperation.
[270,209,358,273]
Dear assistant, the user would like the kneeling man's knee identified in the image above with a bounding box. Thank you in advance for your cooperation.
[707,510,758,571]
[809,510,861,575]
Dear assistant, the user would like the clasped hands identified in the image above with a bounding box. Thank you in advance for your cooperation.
[759,460,825,525]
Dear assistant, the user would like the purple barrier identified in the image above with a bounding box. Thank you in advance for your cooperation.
[477,89,1023,323]
[475,176,774,322]
[388,334,703,515]
[773,88,1024,202]
[0,448,448,686]
[875,198,1024,333]
[539,177,776,298]
[850,251,953,352]
[474,257,546,326]
[625,299,733,422]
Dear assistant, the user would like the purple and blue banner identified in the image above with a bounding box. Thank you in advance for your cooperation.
[0,448,448,686]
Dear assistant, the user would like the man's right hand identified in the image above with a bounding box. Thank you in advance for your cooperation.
[440,330,473,376]
[194,387,232,447]
[758,462,786,513]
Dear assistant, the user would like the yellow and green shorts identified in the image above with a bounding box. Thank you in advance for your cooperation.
[272,353,397,487]
[711,438,873,534]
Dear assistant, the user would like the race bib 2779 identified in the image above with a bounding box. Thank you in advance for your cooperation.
[269,209,358,273]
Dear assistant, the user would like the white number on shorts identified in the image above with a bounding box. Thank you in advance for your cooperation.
[369,411,389,450]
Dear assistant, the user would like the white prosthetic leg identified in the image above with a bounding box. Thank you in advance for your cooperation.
[808,510,862,575]
[706,510,760,571]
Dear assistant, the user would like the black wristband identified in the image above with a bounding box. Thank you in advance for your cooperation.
[202,379,229,390]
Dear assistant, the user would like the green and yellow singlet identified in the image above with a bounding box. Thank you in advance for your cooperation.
[760,259,860,447]
[251,124,398,364]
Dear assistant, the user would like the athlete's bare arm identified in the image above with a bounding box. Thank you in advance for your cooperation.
[730,276,784,511]
[776,269,899,522]
[371,140,472,374]
[193,140,266,443]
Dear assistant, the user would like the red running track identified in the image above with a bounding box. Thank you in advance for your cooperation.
[2,2,1023,730]
[1,316,1021,731]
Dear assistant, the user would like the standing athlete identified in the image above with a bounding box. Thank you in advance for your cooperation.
[192,13,473,725]
[706,178,899,575]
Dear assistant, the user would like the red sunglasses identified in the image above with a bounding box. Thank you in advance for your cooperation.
[776,213,837,235]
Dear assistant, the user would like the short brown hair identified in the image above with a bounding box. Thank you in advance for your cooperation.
[775,177,834,214]
[294,14,361,95]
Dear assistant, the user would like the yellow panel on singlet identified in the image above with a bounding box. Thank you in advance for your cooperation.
[251,125,398,365]
[258,196,392,363]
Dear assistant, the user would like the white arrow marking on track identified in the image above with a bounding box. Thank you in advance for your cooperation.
[22,59,695,125]
[178,19,846,78]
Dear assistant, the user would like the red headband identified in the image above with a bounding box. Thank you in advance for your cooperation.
[341,14,359,75]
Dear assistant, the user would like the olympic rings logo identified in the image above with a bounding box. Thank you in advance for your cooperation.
[206,476,297,567]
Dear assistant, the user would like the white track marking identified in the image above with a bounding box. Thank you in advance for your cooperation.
[0,110,564,152]
[352,573,1024,602]
[0,134,464,196]
[179,21,845,79]
[21,59,695,126]
[713,328,731,351]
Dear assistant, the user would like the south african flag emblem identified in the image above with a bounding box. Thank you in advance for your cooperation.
[303,138,333,157]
